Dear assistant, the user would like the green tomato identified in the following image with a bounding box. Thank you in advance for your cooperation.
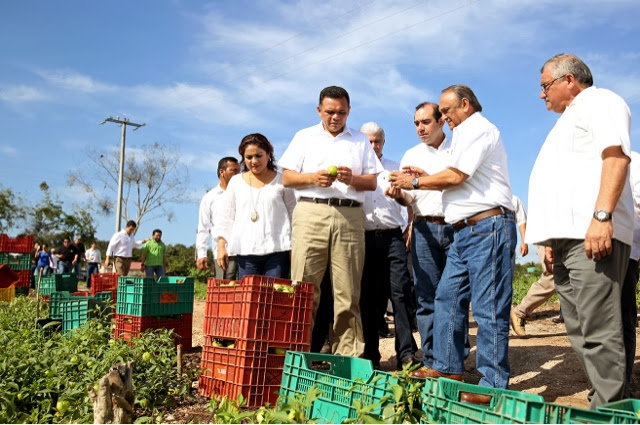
[70,355,79,364]
[327,165,338,177]
[142,352,153,362]
[45,370,56,378]
[56,400,70,413]
[17,393,24,401]
[94,383,100,393]
[139,399,149,408]
[86,360,94,368]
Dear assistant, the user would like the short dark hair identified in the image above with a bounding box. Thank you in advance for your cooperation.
[152,229,162,235]
[442,84,483,112]
[217,157,238,179]
[319,86,350,106]
[239,133,277,172]
[415,102,442,121]
[63,237,70,243]
[126,220,137,229]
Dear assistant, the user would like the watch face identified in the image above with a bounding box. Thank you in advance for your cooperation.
[412,177,419,188]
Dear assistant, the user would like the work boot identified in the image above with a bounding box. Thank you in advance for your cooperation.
[510,308,526,336]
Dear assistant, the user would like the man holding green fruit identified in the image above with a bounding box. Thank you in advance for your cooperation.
[280,86,383,357]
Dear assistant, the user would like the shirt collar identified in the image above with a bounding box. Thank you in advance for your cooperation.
[315,122,354,138]
[565,85,596,111]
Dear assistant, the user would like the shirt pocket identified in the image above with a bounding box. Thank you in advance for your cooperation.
[572,120,595,155]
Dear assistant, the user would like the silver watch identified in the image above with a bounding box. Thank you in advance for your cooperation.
[593,210,612,222]
[411,177,419,189]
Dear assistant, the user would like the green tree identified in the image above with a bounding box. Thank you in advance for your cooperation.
[0,184,28,233]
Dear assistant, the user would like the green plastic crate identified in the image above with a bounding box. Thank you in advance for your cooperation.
[15,287,29,296]
[597,399,640,422]
[39,274,78,296]
[279,351,397,423]
[61,298,106,332]
[94,291,112,302]
[48,291,72,320]
[421,378,546,424]
[116,276,194,317]
[0,253,31,270]
[544,402,640,424]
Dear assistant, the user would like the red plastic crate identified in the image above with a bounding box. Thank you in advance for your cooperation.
[14,270,30,288]
[198,339,280,407]
[113,313,192,349]
[91,273,118,299]
[204,275,314,347]
[0,265,20,288]
[0,234,34,253]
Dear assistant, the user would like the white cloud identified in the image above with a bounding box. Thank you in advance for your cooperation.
[0,85,47,102]
[34,69,116,93]
[0,145,18,156]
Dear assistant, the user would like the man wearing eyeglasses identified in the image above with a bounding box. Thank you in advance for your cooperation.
[526,53,633,408]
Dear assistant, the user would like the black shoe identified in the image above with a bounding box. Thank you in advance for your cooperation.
[378,329,395,338]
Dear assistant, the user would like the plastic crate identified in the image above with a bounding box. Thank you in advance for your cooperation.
[113,313,192,349]
[0,285,15,302]
[544,403,640,424]
[116,276,194,317]
[421,378,546,424]
[48,291,72,320]
[39,274,78,295]
[0,234,34,253]
[0,264,20,288]
[279,351,397,423]
[0,253,31,270]
[14,270,30,288]
[61,297,106,332]
[204,275,314,347]
[597,399,640,421]
[15,287,29,296]
[36,318,62,338]
[198,338,278,407]
[91,273,118,299]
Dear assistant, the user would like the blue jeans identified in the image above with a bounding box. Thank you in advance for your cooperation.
[433,212,516,388]
[360,227,418,366]
[145,265,166,279]
[85,262,100,287]
[237,251,290,280]
[411,220,458,367]
[58,261,73,274]
[34,265,50,278]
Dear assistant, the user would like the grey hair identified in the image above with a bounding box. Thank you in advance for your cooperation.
[541,53,593,87]
[442,84,482,112]
[359,122,385,141]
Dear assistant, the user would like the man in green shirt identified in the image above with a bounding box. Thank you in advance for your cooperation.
[141,229,167,278]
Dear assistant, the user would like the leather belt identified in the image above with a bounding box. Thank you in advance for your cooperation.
[299,196,361,208]
[452,207,512,231]
[414,215,446,225]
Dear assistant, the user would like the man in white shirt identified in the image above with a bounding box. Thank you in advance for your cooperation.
[280,86,383,357]
[527,53,633,407]
[359,121,418,370]
[387,102,461,372]
[195,157,240,279]
[84,242,102,288]
[390,85,516,394]
[104,220,146,276]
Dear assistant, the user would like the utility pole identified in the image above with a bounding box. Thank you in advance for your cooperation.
[100,116,146,232]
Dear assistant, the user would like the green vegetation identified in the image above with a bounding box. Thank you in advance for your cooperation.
[512,262,558,306]
[0,297,193,423]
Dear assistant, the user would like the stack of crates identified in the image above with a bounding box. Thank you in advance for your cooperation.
[91,273,118,300]
[113,276,194,349]
[0,234,34,297]
[199,275,314,407]
[39,273,78,298]
[46,290,111,332]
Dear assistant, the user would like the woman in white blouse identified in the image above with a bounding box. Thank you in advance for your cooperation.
[216,133,296,279]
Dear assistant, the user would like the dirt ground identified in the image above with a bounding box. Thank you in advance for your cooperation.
[164,299,640,422]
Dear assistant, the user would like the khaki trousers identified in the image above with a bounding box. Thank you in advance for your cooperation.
[114,257,132,276]
[514,246,556,319]
[291,201,365,357]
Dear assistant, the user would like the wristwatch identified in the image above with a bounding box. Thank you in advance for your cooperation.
[411,177,420,189]
[593,210,612,222]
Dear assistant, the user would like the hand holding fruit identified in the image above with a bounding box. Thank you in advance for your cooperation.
[336,166,353,185]
[313,168,337,187]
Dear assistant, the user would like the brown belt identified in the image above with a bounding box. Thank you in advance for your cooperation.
[414,215,446,225]
[452,207,511,231]
[299,196,361,208]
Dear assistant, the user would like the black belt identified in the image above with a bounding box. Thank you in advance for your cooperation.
[114,256,132,259]
[299,196,361,208]
[367,227,401,237]
[452,207,512,231]
[414,215,446,225]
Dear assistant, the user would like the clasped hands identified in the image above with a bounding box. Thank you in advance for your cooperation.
[312,166,353,188]
[385,166,428,198]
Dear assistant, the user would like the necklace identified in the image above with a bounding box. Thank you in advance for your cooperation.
[248,173,262,222]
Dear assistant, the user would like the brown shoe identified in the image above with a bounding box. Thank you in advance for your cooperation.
[510,308,526,336]
[460,392,492,405]
[552,315,564,324]
[410,366,463,381]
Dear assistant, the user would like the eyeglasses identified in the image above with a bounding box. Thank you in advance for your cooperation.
[540,75,566,94]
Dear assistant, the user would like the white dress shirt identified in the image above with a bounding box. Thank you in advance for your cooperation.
[279,123,384,203]
[214,172,297,256]
[105,230,143,258]
[628,152,640,261]
[49,251,58,269]
[85,248,102,263]
[442,112,513,223]
[363,157,408,231]
[512,195,527,226]
[400,136,451,217]
[526,86,633,246]
[196,184,236,260]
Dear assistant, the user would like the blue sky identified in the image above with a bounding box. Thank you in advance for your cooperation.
[1,0,639,263]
